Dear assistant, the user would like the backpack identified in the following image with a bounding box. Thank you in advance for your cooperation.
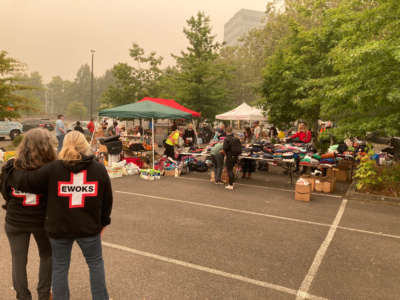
[230,137,242,156]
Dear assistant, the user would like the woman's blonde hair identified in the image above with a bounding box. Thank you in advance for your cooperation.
[14,128,57,170]
[59,131,92,161]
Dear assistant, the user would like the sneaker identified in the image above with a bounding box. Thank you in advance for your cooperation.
[225,185,234,190]
[215,180,224,185]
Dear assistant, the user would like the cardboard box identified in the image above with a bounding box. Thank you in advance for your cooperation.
[336,169,348,182]
[221,168,229,184]
[295,192,311,202]
[338,159,353,170]
[164,169,175,177]
[301,176,316,191]
[295,181,311,202]
[322,180,333,193]
[296,182,312,194]
[315,180,323,192]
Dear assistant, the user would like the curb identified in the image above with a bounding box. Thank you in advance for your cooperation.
[345,181,400,205]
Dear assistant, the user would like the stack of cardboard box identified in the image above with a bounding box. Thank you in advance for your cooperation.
[295,178,312,202]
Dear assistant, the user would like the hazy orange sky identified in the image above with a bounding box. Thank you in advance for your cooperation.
[1,0,269,83]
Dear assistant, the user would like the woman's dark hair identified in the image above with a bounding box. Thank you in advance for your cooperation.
[76,121,81,126]
[14,128,57,170]
[171,125,177,131]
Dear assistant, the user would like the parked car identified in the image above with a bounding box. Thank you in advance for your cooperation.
[0,120,23,140]
[22,119,55,132]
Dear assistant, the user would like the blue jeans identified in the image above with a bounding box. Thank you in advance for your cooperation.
[49,234,109,300]
[56,135,64,153]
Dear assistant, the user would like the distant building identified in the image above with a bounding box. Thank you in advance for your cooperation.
[224,9,265,47]
[224,1,286,47]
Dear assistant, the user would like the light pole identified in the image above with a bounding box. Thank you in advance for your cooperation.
[90,49,96,120]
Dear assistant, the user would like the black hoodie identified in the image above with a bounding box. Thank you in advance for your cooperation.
[1,159,47,231]
[11,156,113,239]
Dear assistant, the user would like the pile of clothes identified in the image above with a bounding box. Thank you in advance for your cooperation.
[240,142,311,163]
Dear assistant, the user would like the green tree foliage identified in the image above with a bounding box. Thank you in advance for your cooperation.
[47,76,72,114]
[102,43,163,107]
[47,67,114,117]
[320,0,400,136]
[0,51,35,119]
[67,100,88,120]
[259,0,400,136]
[71,64,91,111]
[163,12,232,120]
[15,71,46,114]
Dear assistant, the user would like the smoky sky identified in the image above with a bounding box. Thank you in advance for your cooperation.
[1,0,269,82]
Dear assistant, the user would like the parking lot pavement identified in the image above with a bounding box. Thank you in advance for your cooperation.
[0,171,399,299]
[310,230,400,300]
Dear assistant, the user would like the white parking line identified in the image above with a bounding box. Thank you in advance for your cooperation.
[116,190,400,241]
[102,241,328,300]
[176,176,343,198]
[296,199,348,300]
[116,190,331,228]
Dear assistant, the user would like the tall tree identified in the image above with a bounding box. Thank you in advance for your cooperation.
[15,71,46,114]
[102,43,163,107]
[47,76,72,114]
[167,12,232,120]
[0,51,34,118]
[72,64,91,111]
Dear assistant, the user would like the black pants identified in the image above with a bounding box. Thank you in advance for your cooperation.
[164,144,175,158]
[5,223,52,300]
[226,156,237,186]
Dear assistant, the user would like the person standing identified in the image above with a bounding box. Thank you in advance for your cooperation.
[87,118,95,135]
[106,121,118,137]
[183,123,196,147]
[289,122,312,143]
[269,125,278,139]
[213,123,226,141]
[74,121,85,134]
[164,126,182,159]
[11,131,113,300]
[210,142,224,184]
[55,114,65,153]
[223,127,242,190]
[241,127,256,179]
[252,121,261,143]
[1,128,56,300]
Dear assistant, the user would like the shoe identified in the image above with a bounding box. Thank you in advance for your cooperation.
[215,180,224,185]
[225,185,234,190]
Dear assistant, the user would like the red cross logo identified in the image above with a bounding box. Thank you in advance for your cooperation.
[58,171,98,208]
[12,188,40,206]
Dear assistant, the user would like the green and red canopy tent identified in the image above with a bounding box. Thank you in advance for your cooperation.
[98,98,200,168]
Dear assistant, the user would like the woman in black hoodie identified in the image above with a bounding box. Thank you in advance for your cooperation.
[1,128,56,300]
[11,130,113,300]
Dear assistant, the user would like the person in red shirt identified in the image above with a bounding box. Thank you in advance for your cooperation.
[87,118,95,135]
[290,122,312,143]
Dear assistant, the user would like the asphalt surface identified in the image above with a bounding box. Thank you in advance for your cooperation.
[0,168,400,300]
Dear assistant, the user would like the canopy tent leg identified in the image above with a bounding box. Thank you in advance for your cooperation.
[152,117,155,169]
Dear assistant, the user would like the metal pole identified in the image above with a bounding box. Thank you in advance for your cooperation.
[90,49,95,120]
[152,118,155,169]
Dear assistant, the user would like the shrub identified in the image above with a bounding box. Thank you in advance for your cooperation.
[12,134,24,148]
[354,153,400,197]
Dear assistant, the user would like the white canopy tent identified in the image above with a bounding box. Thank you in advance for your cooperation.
[216,103,267,121]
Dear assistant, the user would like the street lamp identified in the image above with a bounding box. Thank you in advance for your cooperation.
[90,49,96,120]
